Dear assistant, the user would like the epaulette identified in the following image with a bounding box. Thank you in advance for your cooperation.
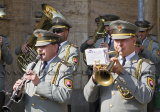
[60,59,72,67]
[70,43,78,48]
[148,34,158,43]
[142,58,154,65]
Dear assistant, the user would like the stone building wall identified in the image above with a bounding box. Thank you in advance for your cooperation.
[0,0,158,112]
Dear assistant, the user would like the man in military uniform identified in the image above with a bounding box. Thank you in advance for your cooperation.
[80,14,119,112]
[0,35,13,112]
[15,11,43,55]
[134,20,160,112]
[49,17,79,73]
[84,20,155,112]
[134,20,160,73]
[13,29,74,112]
[49,17,79,112]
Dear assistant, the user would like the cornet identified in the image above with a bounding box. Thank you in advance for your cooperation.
[94,48,121,86]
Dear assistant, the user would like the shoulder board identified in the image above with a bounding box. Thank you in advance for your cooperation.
[70,43,78,48]
[142,59,154,65]
[60,59,72,67]
[147,34,158,43]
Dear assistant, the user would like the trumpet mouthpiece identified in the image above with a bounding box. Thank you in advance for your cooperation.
[118,48,122,52]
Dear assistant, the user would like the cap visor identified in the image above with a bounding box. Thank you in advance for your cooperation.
[139,28,147,32]
[112,36,132,39]
[35,42,51,47]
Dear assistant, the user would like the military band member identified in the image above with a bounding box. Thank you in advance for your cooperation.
[84,20,156,112]
[13,29,74,112]
[15,11,43,55]
[134,20,160,112]
[81,14,119,112]
[49,16,79,112]
[134,20,160,66]
[0,35,13,112]
[49,17,79,74]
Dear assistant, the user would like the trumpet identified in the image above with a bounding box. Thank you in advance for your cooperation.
[3,54,41,112]
[94,48,121,86]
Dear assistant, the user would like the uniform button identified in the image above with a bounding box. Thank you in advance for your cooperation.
[110,104,113,108]
[32,104,35,106]
[33,93,35,95]
[90,85,93,89]
[114,81,117,84]
[112,92,115,95]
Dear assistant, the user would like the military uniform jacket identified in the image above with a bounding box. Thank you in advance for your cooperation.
[19,55,74,112]
[80,35,115,53]
[84,54,155,112]
[15,34,31,55]
[58,41,79,73]
[139,35,160,65]
[0,36,13,92]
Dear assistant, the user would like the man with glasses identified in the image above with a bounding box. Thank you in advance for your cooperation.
[49,17,79,112]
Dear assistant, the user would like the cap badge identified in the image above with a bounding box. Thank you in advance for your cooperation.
[38,33,42,38]
[56,19,59,23]
[118,25,122,31]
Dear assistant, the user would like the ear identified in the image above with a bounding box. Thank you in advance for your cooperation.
[132,36,137,44]
[52,44,59,52]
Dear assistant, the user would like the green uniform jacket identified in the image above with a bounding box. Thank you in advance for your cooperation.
[84,54,155,112]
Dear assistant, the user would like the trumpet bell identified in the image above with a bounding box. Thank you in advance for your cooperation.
[95,69,113,86]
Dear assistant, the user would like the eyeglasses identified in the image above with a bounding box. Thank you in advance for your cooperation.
[52,29,66,33]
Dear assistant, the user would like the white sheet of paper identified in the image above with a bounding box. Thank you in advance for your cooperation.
[85,48,110,65]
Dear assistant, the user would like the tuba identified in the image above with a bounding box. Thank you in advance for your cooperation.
[83,16,106,65]
[94,49,121,86]
[17,4,65,72]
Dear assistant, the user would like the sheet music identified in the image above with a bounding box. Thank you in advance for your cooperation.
[85,48,110,65]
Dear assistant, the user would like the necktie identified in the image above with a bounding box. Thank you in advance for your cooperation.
[108,37,112,47]
[39,61,47,74]
[122,57,126,66]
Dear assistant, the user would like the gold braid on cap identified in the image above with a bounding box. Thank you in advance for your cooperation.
[52,25,68,29]
[111,33,135,36]
[37,39,56,43]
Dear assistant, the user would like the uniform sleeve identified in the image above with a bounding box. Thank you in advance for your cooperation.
[15,45,22,55]
[83,77,100,103]
[140,41,160,64]
[80,36,93,53]
[15,34,31,55]
[35,64,74,103]
[1,37,13,64]
[67,46,79,73]
[117,62,155,104]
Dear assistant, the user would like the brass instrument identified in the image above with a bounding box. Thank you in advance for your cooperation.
[17,4,64,72]
[83,16,106,65]
[94,49,121,86]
